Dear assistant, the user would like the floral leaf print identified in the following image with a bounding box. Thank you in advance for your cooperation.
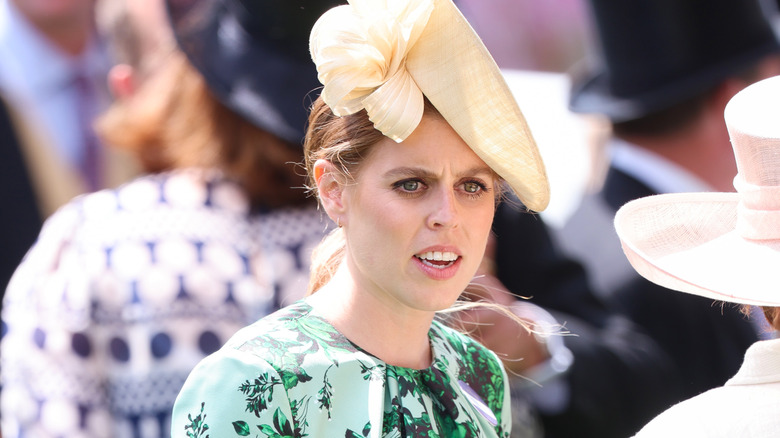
[242,335,311,375]
[437,323,506,431]
[273,407,295,436]
[382,399,403,435]
[404,409,435,437]
[317,365,334,419]
[256,407,297,438]
[278,368,313,391]
[345,429,365,438]
[428,324,448,350]
[184,402,210,438]
[437,415,479,438]
[361,421,372,437]
[383,396,435,437]
[391,367,425,399]
[232,421,250,436]
[240,373,282,416]
[357,360,384,382]
[422,370,461,424]
[461,342,505,424]
[289,396,311,437]
[440,329,469,373]
[293,314,356,364]
[278,353,311,378]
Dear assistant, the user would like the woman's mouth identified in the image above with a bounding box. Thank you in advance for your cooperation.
[415,251,459,268]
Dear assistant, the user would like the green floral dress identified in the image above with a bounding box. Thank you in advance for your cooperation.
[171,301,511,437]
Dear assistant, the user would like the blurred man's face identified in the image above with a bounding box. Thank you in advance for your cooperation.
[12,0,96,28]
[126,0,171,49]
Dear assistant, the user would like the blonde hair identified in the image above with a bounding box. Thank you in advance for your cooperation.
[760,306,780,331]
[302,97,387,294]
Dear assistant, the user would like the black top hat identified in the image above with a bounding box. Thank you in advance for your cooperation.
[569,0,780,122]
[165,0,345,146]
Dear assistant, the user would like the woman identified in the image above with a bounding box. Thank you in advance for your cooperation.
[0,0,337,436]
[171,0,549,436]
[613,74,780,437]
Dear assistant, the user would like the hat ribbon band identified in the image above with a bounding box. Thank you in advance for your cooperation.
[734,176,780,240]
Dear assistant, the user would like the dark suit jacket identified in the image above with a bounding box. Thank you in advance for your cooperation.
[531,165,757,437]
[492,198,684,438]
[0,95,44,305]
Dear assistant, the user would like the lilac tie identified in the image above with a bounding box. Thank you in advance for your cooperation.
[73,70,102,191]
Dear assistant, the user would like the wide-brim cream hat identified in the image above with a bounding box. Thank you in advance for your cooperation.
[614,75,780,307]
[308,0,549,212]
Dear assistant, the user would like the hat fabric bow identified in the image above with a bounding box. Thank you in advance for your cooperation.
[311,0,434,142]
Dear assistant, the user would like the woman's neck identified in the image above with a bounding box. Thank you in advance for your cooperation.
[307,265,435,369]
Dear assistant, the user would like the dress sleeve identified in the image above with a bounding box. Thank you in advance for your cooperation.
[0,203,99,437]
[171,348,296,438]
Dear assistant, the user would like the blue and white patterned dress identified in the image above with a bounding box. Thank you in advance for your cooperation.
[0,168,330,438]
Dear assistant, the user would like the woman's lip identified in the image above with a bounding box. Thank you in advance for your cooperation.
[414,245,461,257]
[413,254,462,280]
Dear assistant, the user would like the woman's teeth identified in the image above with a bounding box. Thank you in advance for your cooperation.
[416,251,458,268]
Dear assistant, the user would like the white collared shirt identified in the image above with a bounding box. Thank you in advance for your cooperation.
[0,0,111,169]
[609,138,713,194]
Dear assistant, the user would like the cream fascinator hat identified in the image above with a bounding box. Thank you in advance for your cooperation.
[614,75,780,307]
[309,0,550,211]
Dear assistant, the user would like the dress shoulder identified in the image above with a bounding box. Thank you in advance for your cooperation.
[171,347,298,438]
[173,301,383,437]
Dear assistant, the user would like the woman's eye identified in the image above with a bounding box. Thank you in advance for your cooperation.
[393,179,426,196]
[464,181,481,193]
[401,180,420,191]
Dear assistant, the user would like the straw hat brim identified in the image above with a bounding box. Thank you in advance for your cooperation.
[615,192,780,306]
[405,0,549,211]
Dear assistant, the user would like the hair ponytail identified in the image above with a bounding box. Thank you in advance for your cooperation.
[306,227,346,295]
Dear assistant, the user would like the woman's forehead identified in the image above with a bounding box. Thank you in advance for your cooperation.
[366,116,488,169]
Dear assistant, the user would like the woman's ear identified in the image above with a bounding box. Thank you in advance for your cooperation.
[107,64,137,100]
[314,159,346,225]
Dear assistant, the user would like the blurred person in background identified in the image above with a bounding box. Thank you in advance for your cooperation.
[456,0,591,72]
[469,203,682,438]
[558,0,780,417]
[457,1,780,436]
[0,0,338,435]
[0,94,45,319]
[0,0,139,310]
[448,1,685,437]
[616,74,780,437]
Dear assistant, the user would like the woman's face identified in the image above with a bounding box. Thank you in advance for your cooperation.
[339,115,498,314]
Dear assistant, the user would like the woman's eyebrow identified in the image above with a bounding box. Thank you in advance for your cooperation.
[382,167,435,179]
[383,166,493,179]
[458,165,494,178]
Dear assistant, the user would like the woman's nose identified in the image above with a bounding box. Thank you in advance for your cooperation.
[427,189,459,229]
